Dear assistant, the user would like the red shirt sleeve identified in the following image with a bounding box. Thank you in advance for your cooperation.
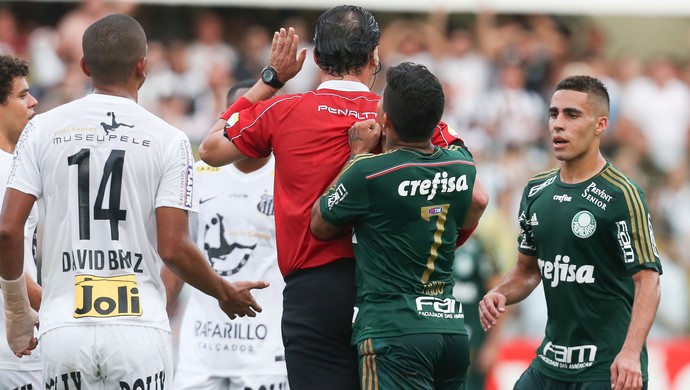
[431,121,463,147]
[224,97,284,158]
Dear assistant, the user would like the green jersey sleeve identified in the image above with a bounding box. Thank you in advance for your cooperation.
[319,158,370,227]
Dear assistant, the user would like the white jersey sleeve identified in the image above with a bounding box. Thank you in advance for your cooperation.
[156,136,197,212]
[0,147,41,371]
[7,121,42,198]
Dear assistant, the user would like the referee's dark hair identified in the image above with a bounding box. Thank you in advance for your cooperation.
[383,62,445,143]
[313,5,380,77]
[0,55,29,105]
[82,14,147,86]
[555,75,610,117]
[226,79,257,107]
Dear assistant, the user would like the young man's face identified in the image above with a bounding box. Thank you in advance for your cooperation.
[548,89,606,163]
[0,76,37,140]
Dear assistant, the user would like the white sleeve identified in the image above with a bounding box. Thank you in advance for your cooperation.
[155,133,198,212]
[7,121,42,199]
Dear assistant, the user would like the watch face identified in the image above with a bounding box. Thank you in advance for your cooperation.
[262,68,274,82]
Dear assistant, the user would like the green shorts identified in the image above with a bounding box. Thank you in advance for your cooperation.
[357,333,469,390]
[514,367,648,390]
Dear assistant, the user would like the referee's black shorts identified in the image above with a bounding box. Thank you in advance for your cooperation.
[282,257,359,390]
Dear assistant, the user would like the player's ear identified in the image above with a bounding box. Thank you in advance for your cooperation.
[594,115,608,136]
[79,58,91,77]
[136,57,147,79]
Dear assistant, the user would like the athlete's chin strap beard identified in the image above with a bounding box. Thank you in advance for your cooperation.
[369,61,382,91]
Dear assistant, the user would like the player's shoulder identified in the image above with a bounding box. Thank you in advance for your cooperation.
[444,144,473,160]
[523,167,559,198]
[597,163,646,196]
[527,167,559,185]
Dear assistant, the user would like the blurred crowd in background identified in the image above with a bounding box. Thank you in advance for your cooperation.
[2,0,689,342]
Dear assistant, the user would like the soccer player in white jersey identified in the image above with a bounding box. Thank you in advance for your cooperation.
[165,80,288,390]
[0,54,42,389]
[0,14,268,388]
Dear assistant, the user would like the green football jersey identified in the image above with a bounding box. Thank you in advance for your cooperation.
[319,145,476,344]
[517,162,662,382]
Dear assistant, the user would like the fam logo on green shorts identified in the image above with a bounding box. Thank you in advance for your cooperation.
[571,210,596,238]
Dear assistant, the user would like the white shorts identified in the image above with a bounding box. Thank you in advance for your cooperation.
[0,368,41,389]
[173,368,289,390]
[40,325,173,390]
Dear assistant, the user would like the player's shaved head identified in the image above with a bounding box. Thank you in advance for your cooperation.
[555,75,610,117]
[82,14,147,86]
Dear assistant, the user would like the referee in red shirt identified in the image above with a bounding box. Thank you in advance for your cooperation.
[200,5,488,389]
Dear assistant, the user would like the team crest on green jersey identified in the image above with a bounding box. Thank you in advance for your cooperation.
[571,211,596,238]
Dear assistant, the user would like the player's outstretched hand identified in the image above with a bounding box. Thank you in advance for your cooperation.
[610,349,643,390]
[6,308,39,358]
[218,280,270,320]
[348,119,381,156]
[478,291,506,331]
[270,27,307,84]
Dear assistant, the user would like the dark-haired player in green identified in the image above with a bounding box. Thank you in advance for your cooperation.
[479,75,662,390]
[310,62,488,389]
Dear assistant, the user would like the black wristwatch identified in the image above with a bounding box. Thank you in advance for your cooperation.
[261,66,284,89]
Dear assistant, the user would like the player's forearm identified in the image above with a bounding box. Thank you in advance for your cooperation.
[493,253,541,305]
[620,269,660,354]
[160,242,229,303]
[0,228,25,281]
[462,178,489,230]
[244,81,280,104]
[25,274,41,311]
[161,265,185,316]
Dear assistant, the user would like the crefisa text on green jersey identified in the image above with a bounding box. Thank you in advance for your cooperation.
[398,171,469,200]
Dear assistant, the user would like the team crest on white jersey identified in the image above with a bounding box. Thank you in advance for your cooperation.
[257,193,274,216]
[571,211,596,238]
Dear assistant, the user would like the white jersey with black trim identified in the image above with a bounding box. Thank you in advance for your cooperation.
[177,156,287,376]
[0,148,41,370]
[7,93,197,335]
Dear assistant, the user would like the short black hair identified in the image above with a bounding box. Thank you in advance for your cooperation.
[226,79,257,107]
[313,5,380,77]
[383,62,444,142]
[0,55,29,105]
[555,75,610,116]
[82,14,147,85]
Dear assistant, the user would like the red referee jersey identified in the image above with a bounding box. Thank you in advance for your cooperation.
[225,80,461,276]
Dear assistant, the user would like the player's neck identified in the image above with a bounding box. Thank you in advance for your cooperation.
[0,130,16,154]
[384,139,434,154]
[559,152,607,184]
[91,83,138,102]
[321,70,372,88]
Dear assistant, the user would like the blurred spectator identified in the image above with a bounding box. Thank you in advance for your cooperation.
[186,11,238,77]
[140,39,211,142]
[473,60,547,154]
[0,7,20,55]
[431,11,490,131]
[26,27,65,93]
[280,16,320,94]
[56,0,137,65]
[619,55,690,173]
[234,24,271,81]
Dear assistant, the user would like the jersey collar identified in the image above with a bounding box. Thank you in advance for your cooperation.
[317,80,370,92]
